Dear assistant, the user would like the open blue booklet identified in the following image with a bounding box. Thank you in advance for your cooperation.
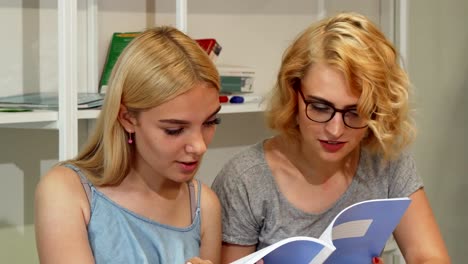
[231,197,411,264]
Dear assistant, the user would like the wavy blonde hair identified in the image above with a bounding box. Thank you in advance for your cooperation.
[66,26,220,185]
[266,12,415,160]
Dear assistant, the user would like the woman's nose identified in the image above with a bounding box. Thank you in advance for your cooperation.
[324,112,345,138]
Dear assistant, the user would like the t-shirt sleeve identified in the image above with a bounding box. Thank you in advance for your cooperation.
[388,151,424,198]
[211,158,262,246]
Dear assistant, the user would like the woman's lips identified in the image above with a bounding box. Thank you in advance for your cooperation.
[319,140,346,152]
[178,161,199,173]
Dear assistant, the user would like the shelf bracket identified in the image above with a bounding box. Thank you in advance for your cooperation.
[176,0,187,33]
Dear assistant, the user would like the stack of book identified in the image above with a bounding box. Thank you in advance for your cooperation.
[218,64,255,94]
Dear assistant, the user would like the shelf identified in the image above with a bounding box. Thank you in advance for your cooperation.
[219,101,265,114]
[77,101,264,120]
[78,109,101,119]
[0,111,58,129]
[0,101,264,129]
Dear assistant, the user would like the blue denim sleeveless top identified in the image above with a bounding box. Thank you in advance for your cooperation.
[64,164,201,264]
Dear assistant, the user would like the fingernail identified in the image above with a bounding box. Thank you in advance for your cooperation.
[373,257,380,263]
[186,262,192,264]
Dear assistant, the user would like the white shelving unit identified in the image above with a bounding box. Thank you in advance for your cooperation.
[0,111,58,129]
[0,0,79,159]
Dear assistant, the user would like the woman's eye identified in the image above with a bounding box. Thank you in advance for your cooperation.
[203,117,221,127]
[163,118,220,135]
[164,128,183,136]
[346,110,360,117]
[311,103,332,112]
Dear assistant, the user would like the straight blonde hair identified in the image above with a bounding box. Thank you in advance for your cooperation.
[65,26,220,185]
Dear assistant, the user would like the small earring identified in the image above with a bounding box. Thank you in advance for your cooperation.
[128,131,133,144]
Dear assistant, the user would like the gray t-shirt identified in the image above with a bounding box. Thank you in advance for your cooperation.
[211,141,423,250]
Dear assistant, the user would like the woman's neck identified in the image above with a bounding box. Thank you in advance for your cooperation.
[276,135,361,184]
[121,160,185,199]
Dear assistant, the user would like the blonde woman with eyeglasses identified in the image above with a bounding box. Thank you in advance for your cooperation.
[212,12,450,264]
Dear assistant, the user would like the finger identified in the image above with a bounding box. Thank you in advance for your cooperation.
[186,257,200,264]
[372,257,384,264]
[255,260,264,264]
[186,257,213,264]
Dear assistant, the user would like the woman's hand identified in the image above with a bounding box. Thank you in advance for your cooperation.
[186,257,213,264]
[254,257,382,264]
[255,257,384,264]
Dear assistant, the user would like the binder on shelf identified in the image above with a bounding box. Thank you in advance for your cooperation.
[0,92,104,110]
[195,38,222,62]
[99,32,140,94]
[218,65,255,93]
[99,32,222,94]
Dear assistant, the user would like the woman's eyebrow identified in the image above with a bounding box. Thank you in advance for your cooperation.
[206,106,222,120]
[158,119,189,125]
[158,105,222,125]
[308,95,358,108]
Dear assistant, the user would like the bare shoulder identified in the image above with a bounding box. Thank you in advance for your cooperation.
[198,181,221,211]
[35,165,95,263]
[39,165,79,183]
[35,165,91,222]
[37,165,85,197]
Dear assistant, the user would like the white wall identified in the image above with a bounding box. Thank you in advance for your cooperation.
[408,0,468,262]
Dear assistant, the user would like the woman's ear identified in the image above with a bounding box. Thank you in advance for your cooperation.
[118,104,137,132]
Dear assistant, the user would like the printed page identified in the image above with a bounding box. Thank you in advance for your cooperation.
[230,236,335,264]
[320,197,411,264]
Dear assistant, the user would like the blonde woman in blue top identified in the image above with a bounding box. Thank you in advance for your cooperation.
[35,26,221,264]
